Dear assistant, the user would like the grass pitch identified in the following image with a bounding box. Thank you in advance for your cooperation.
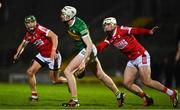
[0,82,179,109]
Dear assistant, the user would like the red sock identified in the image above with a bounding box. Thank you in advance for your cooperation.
[32,91,37,97]
[162,86,168,93]
[139,92,146,98]
[162,86,173,96]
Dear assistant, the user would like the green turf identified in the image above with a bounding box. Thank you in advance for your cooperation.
[0,82,179,109]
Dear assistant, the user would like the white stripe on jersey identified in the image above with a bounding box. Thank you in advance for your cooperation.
[104,39,110,44]
[128,27,132,34]
[112,27,117,36]
[82,34,89,38]
[45,30,50,36]
[120,26,132,34]
[38,25,50,36]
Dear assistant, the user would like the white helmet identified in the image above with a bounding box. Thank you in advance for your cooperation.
[61,6,77,21]
[103,17,117,25]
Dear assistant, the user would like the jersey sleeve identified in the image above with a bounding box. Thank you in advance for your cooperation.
[130,27,151,35]
[96,37,110,53]
[38,25,50,36]
[120,26,132,34]
[79,22,89,38]
[120,26,151,35]
[23,33,30,42]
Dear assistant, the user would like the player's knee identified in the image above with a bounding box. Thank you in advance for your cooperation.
[27,69,34,77]
[123,80,132,88]
[64,69,70,76]
[142,79,151,87]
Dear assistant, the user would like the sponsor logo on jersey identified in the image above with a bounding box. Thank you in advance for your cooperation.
[34,39,44,46]
[114,39,128,49]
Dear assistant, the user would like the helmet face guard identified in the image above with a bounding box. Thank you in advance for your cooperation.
[24,15,36,32]
[61,12,70,21]
[61,6,77,21]
[103,17,117,34]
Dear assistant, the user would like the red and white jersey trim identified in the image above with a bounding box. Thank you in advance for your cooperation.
[38,25,50,36]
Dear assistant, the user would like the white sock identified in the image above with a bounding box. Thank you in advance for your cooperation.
[73,99,78,102]
[31,95,38,99]
[166,88,174,96]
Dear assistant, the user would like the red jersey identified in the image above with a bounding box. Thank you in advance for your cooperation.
[23,24,52,57]
[97,26,151,60]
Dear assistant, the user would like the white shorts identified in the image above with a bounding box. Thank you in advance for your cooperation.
[78,44,97,62]
[34,51,62,70]
[127,51,150,68]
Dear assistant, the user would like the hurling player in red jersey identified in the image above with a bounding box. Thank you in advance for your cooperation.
[13,15,67,101]
[96,17,178,108]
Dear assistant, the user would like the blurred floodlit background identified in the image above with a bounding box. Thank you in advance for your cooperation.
[0,0,180,87]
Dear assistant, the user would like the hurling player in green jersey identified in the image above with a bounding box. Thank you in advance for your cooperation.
[60,6,125,107]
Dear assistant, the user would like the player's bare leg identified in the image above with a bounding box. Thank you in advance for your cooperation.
[63,55,83,107]
[139,66,178,107]
[49,70,67,84]
[26,60,41,101]
[88,58,119,93]
[123,66,143,94]
[139,66,164,91]
[123,66,153,106]
[88,58,125,107]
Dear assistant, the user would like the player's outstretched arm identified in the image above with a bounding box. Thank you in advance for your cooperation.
[130,26,159,35]
[13,40,28,62]
[96,40,109,53]
[149,26,159,35]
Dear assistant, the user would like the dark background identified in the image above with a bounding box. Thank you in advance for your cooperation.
[0,0,180,87]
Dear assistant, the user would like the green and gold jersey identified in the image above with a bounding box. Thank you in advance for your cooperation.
[67,17,90,51]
